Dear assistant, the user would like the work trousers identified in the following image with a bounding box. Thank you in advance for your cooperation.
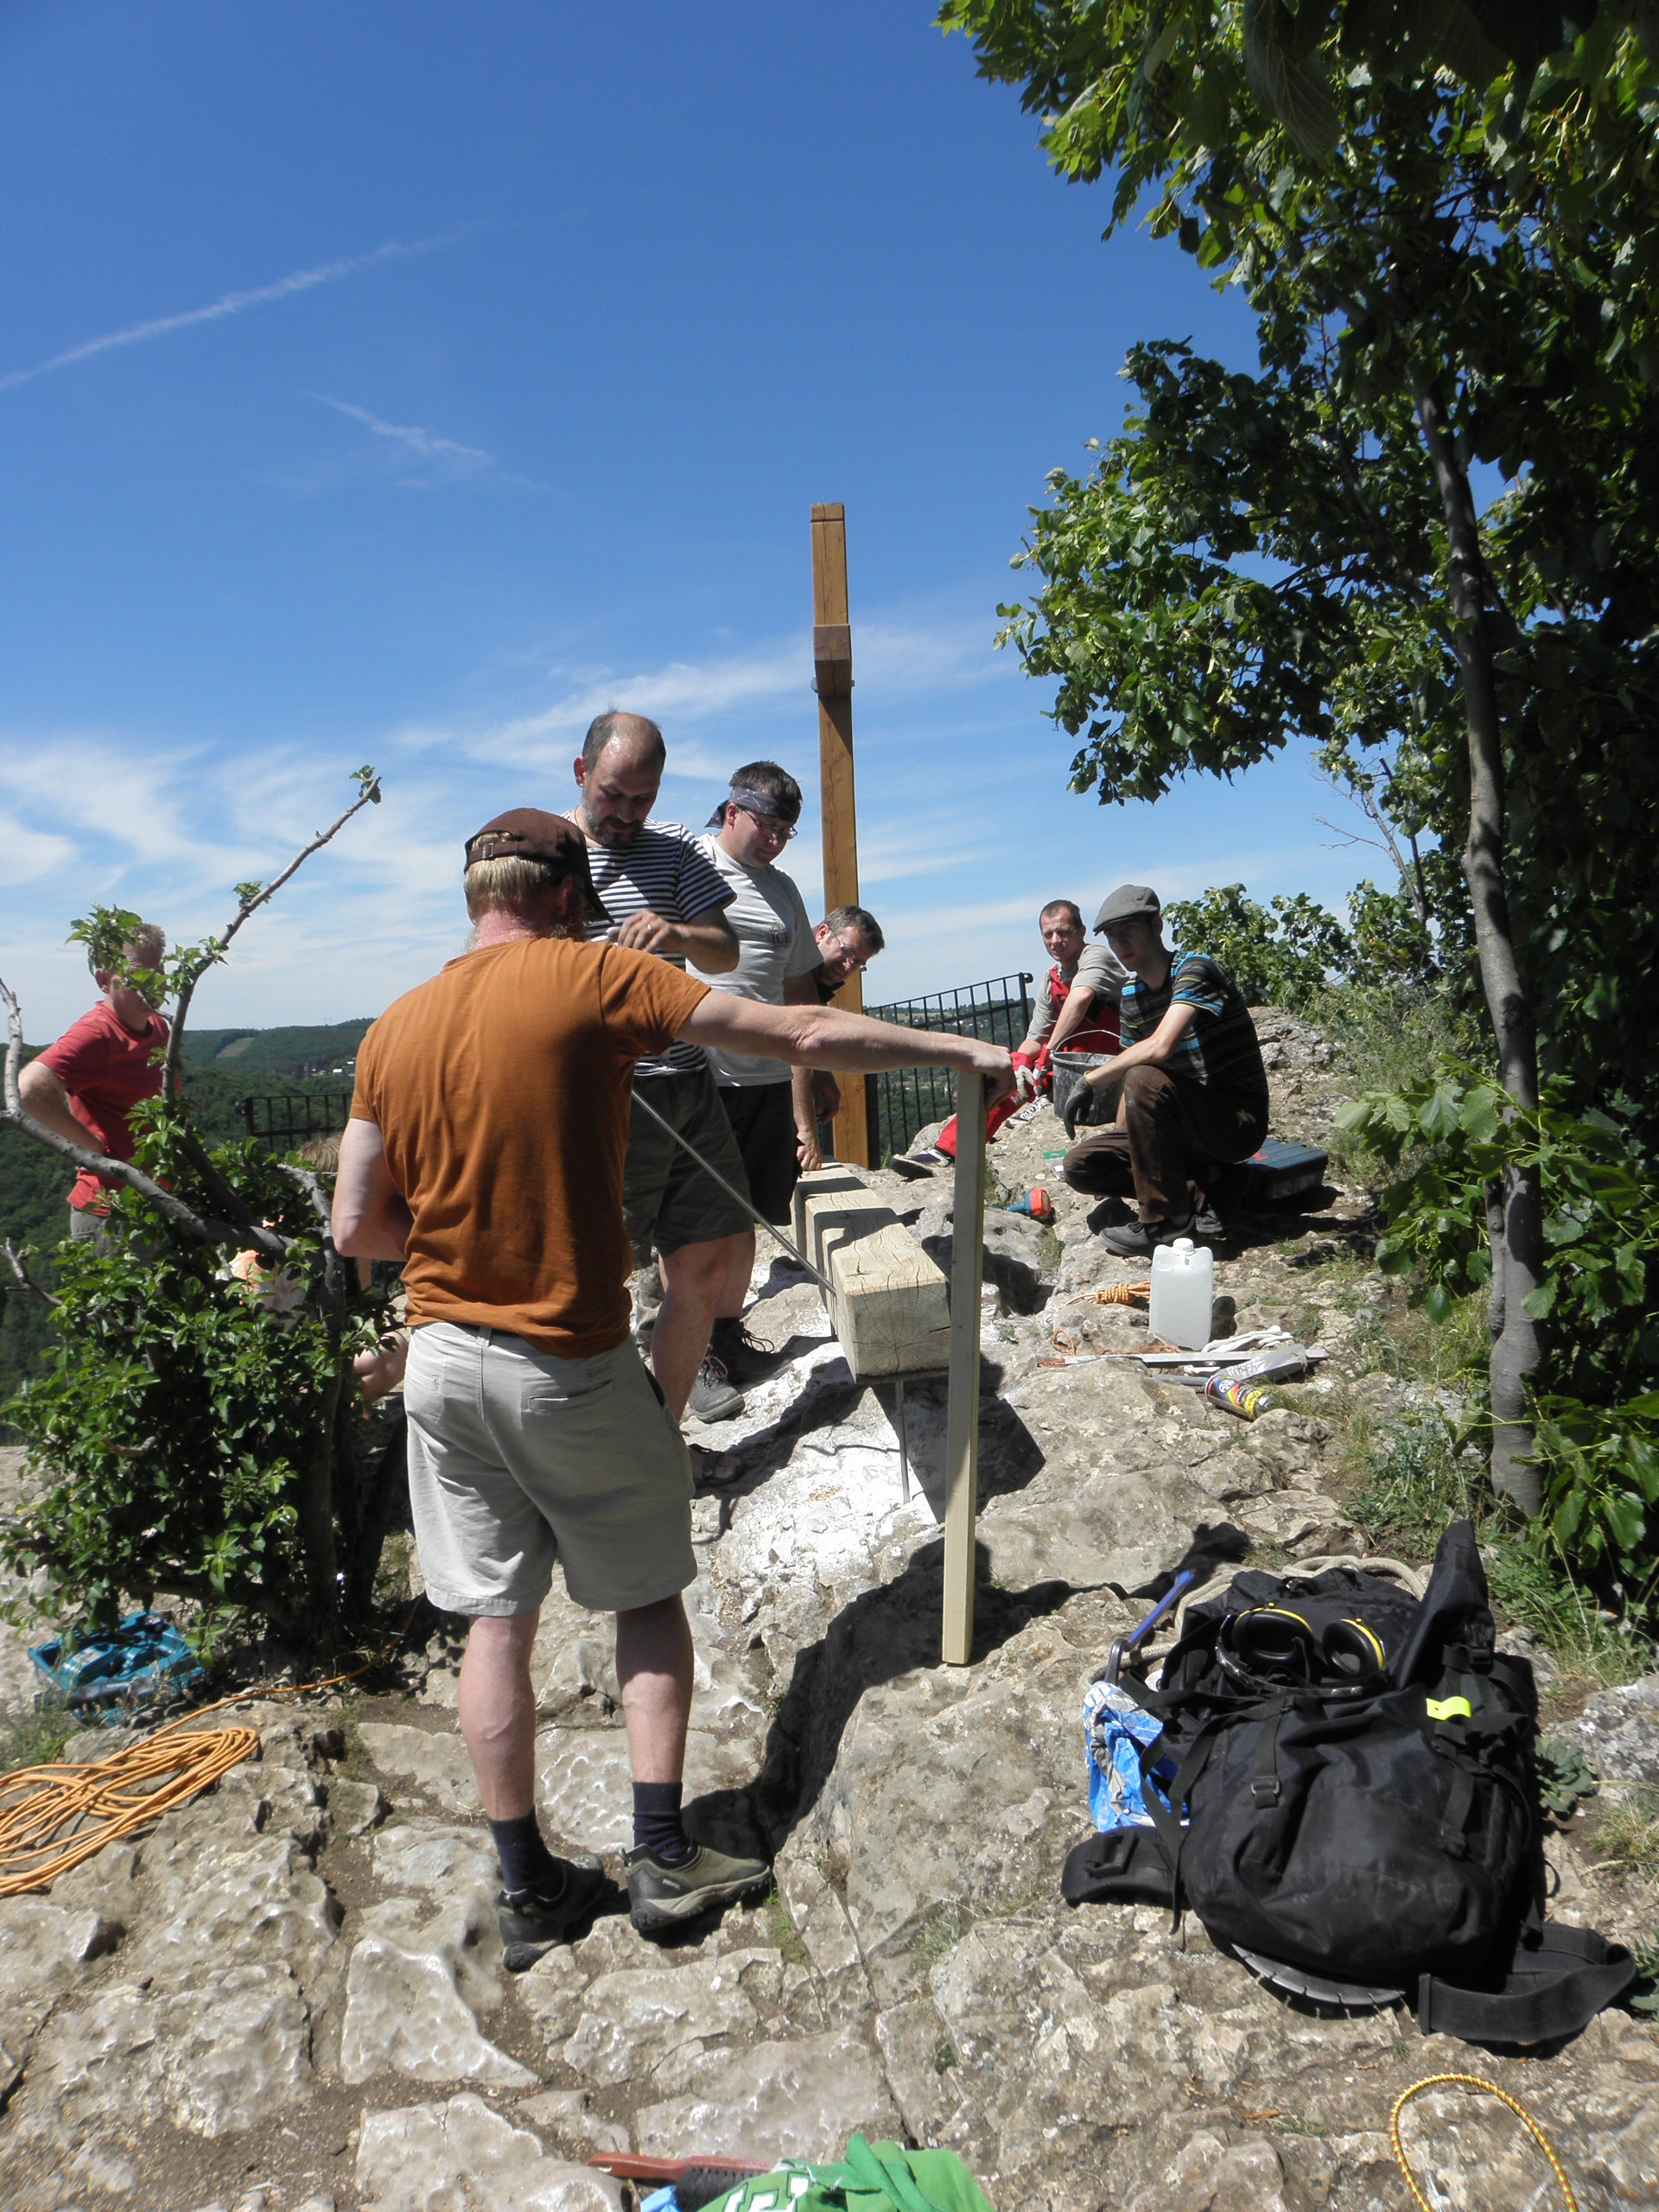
[1062,1064,1268,1225]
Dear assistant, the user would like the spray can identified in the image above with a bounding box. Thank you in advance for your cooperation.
[1206,1373,1271,1421]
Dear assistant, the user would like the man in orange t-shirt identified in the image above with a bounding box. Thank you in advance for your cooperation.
[334,809,1012,1965]
[20,920,170,1242]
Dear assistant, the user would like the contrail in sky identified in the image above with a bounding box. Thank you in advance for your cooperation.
[0,236,446,395]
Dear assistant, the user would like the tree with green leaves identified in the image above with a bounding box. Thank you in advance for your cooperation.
[940,0,1658,1516]
[1,769,389,1648]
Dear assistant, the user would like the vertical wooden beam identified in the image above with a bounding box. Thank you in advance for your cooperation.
[811,501,870,1168]
[942,1071,986,1666]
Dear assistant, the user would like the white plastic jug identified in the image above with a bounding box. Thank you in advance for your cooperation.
[1148,1236,1214,1351]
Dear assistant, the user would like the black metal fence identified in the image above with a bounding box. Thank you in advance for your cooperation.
[861,972,1033,1161]
[238,1093,354,1146]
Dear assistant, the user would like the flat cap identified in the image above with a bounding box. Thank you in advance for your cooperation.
[1093,883,1162,931]
[464,808,613,925]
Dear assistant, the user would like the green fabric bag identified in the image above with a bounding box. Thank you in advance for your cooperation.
[707,2135,996,2212]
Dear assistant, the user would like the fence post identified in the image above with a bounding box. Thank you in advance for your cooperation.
[942,1069,986,1666]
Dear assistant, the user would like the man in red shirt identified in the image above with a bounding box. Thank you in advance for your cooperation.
[20,922,170,1241]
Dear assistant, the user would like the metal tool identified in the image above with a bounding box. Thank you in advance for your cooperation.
[1103,1567,1196,1687]
[627,1087,835,1295]
[627,1087,917,1498]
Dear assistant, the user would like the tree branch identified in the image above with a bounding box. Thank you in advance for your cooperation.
[162,772,382,1096]
[3,1240,60,1308]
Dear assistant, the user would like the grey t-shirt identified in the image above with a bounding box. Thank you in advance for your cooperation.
[695,835,820,1087]
[1030,942,1128,1042]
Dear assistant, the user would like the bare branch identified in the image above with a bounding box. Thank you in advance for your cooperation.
[1313,811,1390,854]
[3,1240,60,1308]
[277,1160,346,1311]
[162,771,382,1095]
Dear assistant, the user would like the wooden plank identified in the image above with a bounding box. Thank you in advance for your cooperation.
[942,1071,986,1666]
[792,1169,950,1379]
[810,502,869,1167]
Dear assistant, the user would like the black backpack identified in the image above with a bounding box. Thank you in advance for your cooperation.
[1063,1521,1636,2044]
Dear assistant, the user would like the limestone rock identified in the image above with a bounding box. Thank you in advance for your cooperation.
[562,1949,774,2086]
[0,1897,121,2008]
[341,1841,531,2087]
[632,2026,900,2160]
[20,1962,312,2139]
[356,2094,627,2212]
[358,1721,481,1815]
[1570,1670,1659,1787]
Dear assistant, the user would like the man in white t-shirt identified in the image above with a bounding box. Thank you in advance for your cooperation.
[696,762,822,1387]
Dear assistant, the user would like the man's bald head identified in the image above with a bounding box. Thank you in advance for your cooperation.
[582,710,665,773]
[573,711,668,850]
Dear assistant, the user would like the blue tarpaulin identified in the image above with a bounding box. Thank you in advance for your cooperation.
[29,1610,205,1721]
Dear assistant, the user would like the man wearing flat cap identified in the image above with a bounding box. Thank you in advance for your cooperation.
[334,807,1013,1962]
[1059,884,1268,1257]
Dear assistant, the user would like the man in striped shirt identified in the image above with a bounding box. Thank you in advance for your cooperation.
[1060,883,1268,1256]
[569,711,757,1426]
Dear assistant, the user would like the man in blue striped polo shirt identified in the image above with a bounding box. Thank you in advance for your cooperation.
[1060,883,1268,1257]
[569,711,758,1427]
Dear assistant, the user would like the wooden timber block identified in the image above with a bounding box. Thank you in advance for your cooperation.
[792,1168,951,1379]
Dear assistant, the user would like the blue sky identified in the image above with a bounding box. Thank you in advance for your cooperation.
[0,2,1387,1039]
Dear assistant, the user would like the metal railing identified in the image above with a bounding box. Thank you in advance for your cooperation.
[861,972,1033,1161]
[238,1094,354,1146]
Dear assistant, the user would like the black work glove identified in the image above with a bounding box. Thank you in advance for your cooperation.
[1062,1079,1094,1141]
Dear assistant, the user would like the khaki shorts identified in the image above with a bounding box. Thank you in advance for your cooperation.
[403,1323,696,1617]
[624,1067,755,1262]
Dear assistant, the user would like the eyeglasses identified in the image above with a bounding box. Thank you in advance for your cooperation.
[822,925,868,973]
[740,807,796,842]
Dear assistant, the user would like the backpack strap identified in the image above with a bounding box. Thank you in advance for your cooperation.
[1416,1923,1637,2046]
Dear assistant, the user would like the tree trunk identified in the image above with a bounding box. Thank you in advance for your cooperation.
[1412,372,1545,1516]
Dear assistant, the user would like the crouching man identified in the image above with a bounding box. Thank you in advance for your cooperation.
[1060,884,1268,1256]
[334,809,1013,1963]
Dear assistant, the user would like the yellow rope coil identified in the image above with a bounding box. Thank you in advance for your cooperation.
[0,1726,259,1896]
[1066,1281,1153,1306]
[0,1606,420,1897]
[1389,2074,1578,2212]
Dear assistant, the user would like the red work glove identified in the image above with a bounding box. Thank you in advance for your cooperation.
[1033,1044,1053,1094]
[1011,1047,1041,1103]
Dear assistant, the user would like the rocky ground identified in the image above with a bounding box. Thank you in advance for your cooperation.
[2,1010,1656,2211]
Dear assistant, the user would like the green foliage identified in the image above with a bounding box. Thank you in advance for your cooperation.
[1535,1734,1599,1816]
[1165,883,1351,1007]
[941,0,1659,1135]
[1338,1071,1659,1599]
[1346,1409,1651,1678]
[2,1102,382,1639]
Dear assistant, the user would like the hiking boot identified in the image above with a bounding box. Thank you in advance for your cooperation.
[1192,1205,1225,1241]
[889,1148,943,1179]
[1098,1212,1196,1258]
[497,1861,612,1972]
[687,1353,744,1422]
[624,1840,772,1935]
[709,1317,780,1389]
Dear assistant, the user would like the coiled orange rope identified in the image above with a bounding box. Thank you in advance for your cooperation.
[1066,1281,1152,1306]
[0,1608,420,1897]
[1389,2074,1578,2212]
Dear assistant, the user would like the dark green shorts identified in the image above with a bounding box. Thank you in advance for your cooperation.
[623,1068,755,1262]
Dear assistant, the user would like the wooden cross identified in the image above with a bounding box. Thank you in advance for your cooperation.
[811,502,871,1168]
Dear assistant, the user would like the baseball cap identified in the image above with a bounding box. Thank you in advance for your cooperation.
[464,808,613,925]
[1093,884,1161,932]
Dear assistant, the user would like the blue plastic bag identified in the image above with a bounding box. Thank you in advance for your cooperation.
[29,1610,205,1722]
[1083,1678,1177,1832]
